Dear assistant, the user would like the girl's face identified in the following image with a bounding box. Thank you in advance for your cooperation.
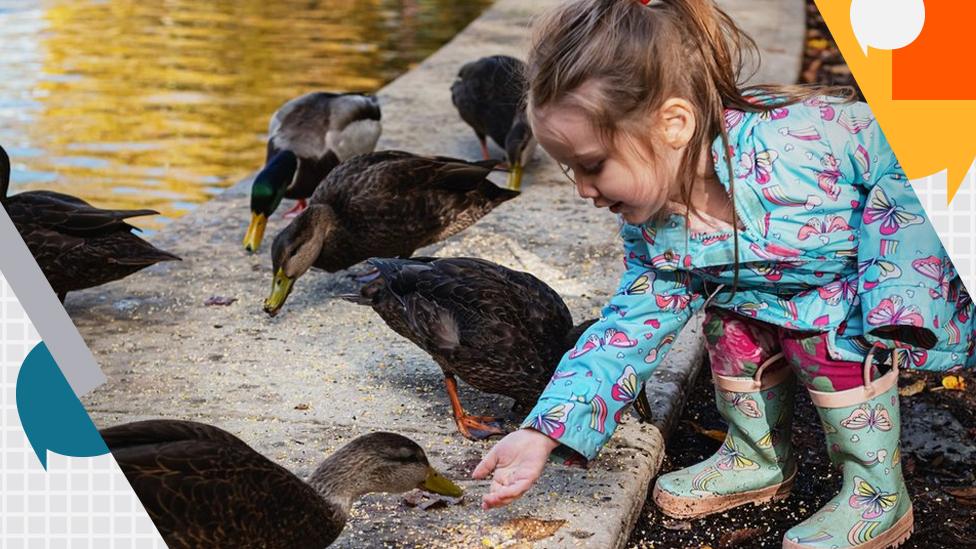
[531,102,683,225]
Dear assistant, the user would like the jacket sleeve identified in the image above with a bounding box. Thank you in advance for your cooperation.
[520,224,704,461]
[831,102,950,351]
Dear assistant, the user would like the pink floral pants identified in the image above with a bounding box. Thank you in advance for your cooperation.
[704,308,878,392]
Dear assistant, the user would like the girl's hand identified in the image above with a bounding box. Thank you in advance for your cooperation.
[472,428,560,509]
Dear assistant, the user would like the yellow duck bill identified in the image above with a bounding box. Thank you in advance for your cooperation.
[421,467,463,497]
[263,269,294,317]
[506,163,523,192]
[243,213,268,253]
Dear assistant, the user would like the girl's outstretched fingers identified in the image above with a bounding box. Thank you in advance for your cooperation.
[472,428,561,509]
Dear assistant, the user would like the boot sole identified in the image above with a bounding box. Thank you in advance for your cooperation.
[653,467,796,520]
[782,506,913,549]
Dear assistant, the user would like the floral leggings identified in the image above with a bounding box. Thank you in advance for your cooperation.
[704,308,879,392]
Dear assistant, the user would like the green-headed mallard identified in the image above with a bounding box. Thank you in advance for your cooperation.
[341,256,636,440]
[0,145,179,301]
[262,151,518,316]
[244,92,382,253]
[451,55,536,191]
[102,419,462,548]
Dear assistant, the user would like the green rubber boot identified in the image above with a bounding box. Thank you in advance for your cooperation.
[653,356,796,519]
[784,348,913,549]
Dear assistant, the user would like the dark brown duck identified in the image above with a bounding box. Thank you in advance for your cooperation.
[102,419,462,549]
[0,145,179,301]
[451,55,536,190]
[344,257,652,440]
[263,150,518,316]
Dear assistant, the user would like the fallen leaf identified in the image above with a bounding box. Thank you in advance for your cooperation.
[898,379,926,397]
[942,375,966,391]
[401,489,463,510]
[685,420,727,443]
[661,518,692,531]
[501,517,567,541]
[204,296,237,306]
[718,527,763,548]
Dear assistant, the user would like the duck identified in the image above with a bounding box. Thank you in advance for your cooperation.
[262,151,518,316]
[0,145,180,301]
[343,257,653,440]
[243,92,382,253]
[101,419,462,549]
[451,55,537,191]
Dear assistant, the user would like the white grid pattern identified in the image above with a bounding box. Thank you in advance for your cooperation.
[1,273,166,548]
[912,165,976,294]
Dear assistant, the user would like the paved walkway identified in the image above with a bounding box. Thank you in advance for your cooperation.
[75,1,804,546]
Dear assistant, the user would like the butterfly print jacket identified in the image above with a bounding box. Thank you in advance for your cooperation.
[521,99,974,461]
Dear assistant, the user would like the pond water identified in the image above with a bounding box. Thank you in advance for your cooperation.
[0,0,492,230]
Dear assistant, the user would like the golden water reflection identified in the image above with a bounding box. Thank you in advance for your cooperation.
[0,0,492,230]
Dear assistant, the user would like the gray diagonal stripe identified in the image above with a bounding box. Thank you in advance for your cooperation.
[0,207,104,396]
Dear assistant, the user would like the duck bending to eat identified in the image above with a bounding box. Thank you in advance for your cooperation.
[343,257,652,440]
[451,55,536,191]
[243,92,382,252]
[102,419,462,549]
[0,144,179,301]
[262,150,518,316]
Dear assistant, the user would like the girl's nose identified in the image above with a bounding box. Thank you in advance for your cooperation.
[575,177,599,199]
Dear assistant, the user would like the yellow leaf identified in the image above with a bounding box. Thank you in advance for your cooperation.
[686,420,727,443]
[806,38,831,50]
[942,375,967,391]
[898,379,926,397]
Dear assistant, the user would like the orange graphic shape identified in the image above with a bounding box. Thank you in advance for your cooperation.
[893,2,976,100]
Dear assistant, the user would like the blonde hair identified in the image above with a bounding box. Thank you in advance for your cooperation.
[527,0,853,296]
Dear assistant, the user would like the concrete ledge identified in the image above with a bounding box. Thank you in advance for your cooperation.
[74,0,802,546]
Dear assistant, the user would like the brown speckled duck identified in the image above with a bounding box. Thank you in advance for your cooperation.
[244,92,382,253]
[343,257,650,440]
[451,55,536,191]
[262,151,518,316]
[102,419,462,549]
[0,145,179,301]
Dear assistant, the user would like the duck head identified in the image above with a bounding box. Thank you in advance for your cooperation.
[504,113,536,192]
[308,432,463,514]
[244,150,298,253]
[263,204,334,316]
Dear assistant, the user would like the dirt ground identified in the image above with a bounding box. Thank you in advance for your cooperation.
[626,3,976,547]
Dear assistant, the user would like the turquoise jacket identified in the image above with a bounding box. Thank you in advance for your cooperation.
[522,98,974,461]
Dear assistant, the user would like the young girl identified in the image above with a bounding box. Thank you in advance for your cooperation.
[471,1,974,547]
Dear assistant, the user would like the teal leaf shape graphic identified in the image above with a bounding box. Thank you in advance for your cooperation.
[16,342,108,469]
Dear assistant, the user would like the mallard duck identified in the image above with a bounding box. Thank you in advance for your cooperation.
[0,145,179,301]
[451,55,537,191]
[102,419,462,549]
[262,151,518,316]
[342,257,653,440]
[243,92,382,253]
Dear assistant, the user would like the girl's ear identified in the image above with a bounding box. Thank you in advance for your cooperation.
[657,98,696,150]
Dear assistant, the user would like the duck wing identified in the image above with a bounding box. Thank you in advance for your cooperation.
[103,420,341,549]
[5,191,158,235]
[451,56,526,148]
[270,92,381,163]
[365,257,573,402]
[318,152,516,260]
[5,192,179,297]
